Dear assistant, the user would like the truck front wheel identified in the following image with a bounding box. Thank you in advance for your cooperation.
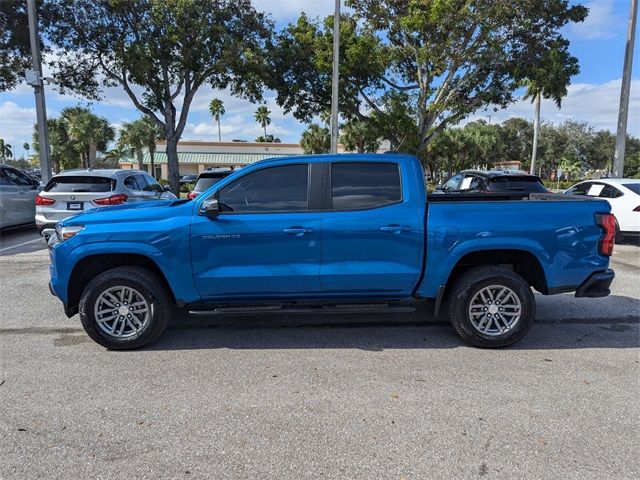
[78,266,172,350]
[447,266,535,348]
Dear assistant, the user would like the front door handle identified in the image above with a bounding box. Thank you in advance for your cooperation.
[283,227,314,236]
[380,225,411,234]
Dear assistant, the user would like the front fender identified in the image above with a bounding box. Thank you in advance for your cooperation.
[49,239,200,307]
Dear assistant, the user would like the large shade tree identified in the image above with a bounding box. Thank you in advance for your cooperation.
[46,0,272,194]
[0,2,31,91]
[269,0,587,164]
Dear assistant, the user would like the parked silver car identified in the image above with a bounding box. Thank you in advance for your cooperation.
[35,169,176,233]
[0,164,40,229]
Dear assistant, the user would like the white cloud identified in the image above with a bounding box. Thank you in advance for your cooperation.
[0,101,38,153]
[464,78,640,136]
[568,0,623,40]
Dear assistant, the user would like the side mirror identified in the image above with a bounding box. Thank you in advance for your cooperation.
[435,185,444,192]
[199,198,220,217]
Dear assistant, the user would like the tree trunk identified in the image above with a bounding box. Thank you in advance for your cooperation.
[136,149,144,170]
[217,119,221,142]
[530,92,541,175]
[263,124,267,140]
[88,143,97,169]
[150,150,155,179]
[166,137,180,195]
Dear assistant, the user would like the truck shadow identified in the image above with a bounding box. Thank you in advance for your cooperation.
[146,306,639,352]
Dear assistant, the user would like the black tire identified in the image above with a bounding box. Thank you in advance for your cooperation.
[79,266,172,350]
[615,221,625,244]
[446,266,535,348]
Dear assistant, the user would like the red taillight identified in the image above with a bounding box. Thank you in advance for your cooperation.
[596,213,616,256]
[187,191,198,200]
[35,195,55,206]
[94,193,128,205]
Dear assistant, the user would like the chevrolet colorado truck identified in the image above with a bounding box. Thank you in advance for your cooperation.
[47,154,616,350]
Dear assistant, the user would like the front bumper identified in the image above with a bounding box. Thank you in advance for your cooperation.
[575,269,615,298]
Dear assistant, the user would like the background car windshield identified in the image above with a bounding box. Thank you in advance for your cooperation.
[489,176,547,192]
[218,164,308,212]
[623,183,640,195]
[194,174,231,191]
[44,176,114,192]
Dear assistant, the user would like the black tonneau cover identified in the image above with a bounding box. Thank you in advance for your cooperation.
[427,192,600,202]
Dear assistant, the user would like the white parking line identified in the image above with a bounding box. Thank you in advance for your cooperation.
[0,238,44,253]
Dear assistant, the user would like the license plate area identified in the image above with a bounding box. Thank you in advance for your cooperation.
[67,202,83,211]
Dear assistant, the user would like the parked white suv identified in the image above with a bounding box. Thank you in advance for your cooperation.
[36,169,176,236]
[564,178,640,241]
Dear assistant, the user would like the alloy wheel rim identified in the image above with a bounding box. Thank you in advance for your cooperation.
[94,286,150,338]
[468,284,522,336]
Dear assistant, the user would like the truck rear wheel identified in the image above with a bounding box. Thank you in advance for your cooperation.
[447,266,535,348]
[78,266,172,350]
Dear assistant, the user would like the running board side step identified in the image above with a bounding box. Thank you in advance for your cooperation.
[188,302,416,317]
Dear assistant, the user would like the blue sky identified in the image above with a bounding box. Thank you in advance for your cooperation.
[1,0,638,158]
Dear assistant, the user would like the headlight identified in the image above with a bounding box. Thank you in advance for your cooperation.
[56,225,84,242]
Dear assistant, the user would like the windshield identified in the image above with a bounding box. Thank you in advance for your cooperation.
[622,183,640,195]
[194,173,232,191]
[44,176,115,192]
[488,176,547,193]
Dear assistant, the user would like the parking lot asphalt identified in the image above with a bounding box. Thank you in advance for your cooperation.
[1,226,639,479]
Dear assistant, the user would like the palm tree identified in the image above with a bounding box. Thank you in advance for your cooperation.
[524,45,577,175]
[340,121,380,153]
[300,124,330,154]
[138,117,163,177]
[559,156,582,182]
[208,98,225,142]
[0,139,12,164]
[63,107,115,168]
[23,142,30,159]
[118,121,146,170]
[254,105,271,140]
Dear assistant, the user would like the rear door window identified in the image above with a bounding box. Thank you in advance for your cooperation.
[44,176,114,192]
[124,175,145,191]
[330,162,401,210]
[459,175,482,191]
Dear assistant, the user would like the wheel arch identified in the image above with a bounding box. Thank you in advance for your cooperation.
[67,253,176,317]
[445,249,548,295]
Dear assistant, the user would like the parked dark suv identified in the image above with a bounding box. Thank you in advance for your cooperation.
[187,167,235,200]
[437,170,549,194]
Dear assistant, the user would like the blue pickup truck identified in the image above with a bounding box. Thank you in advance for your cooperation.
[47,154,616,350]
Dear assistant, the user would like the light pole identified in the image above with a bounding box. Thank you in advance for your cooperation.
[330,0,340,154]
[26,0,52,182]
[613,0,637,178]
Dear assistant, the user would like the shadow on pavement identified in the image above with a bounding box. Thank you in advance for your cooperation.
[0,225,45,256]
[139,309,639,352]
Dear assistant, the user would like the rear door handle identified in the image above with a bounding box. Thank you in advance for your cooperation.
[283,227,314,236]
[380,225,411,234]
